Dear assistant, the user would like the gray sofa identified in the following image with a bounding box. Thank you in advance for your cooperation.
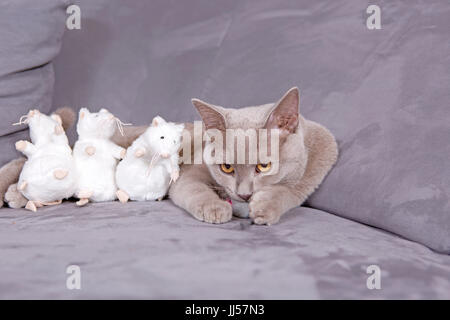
[0,0,449,299]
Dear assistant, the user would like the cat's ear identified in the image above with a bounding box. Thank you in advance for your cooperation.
[264,87,299,138]
[79,107,89,119]
[192,99,226,132]
[152,116,166,127]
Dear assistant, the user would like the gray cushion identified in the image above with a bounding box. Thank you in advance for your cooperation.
[305,1,450,254]
[0,0,68,166]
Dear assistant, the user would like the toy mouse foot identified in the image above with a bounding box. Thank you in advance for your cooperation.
[116,190,129,203]
[76,190,93,199]
[15,140,27,152]
[53,169,68,180]
[25,201,37,212]
[76,198,89,206]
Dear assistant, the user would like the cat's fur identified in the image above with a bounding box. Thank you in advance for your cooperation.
[169,87,338,224]
[0,88,337,223]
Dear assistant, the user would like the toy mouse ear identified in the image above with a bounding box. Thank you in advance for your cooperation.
[79,107,89,119]
[152,116,166,127]
[176,123,185,133]
[51,114,62,125]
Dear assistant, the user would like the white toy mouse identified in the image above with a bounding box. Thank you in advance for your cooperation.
[73,108,128,206]
[115,116,184,203]
[15,109,76,212]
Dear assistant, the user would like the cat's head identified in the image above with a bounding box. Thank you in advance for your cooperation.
[25,109,67,144]
[193,87,306,203]
[77,108,117,139]
[143,116,184,158]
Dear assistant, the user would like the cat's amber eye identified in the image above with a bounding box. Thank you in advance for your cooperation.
[220,164,234,174]
[256,162,271,173]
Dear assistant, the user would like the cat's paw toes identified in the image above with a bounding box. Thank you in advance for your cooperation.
[249,196,282,226]
[15,140,27,152]
[120,148,126,159]
[5,184,28,209]
[194,199,232,224]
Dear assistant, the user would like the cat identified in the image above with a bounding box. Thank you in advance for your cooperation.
[0,87,337,226]
[169,87,338,224]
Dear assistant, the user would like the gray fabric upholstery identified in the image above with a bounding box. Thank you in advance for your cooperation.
[0,202,449,299]
[53,0,450,253]
[0,0,68,167]
[305,0,450,254]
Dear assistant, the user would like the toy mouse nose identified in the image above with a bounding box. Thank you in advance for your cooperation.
[161,153,170,158]
[238,194,252,202]
[28,109,39,117]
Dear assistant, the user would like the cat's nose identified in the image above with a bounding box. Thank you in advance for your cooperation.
[238,194,252,202]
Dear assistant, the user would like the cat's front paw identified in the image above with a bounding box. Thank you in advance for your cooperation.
[192,199,232,224]
[249,192,283,225]
[5,183,28,209]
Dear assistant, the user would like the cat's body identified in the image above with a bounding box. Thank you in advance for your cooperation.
[1,88,337,225]
[169,88,338,224]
